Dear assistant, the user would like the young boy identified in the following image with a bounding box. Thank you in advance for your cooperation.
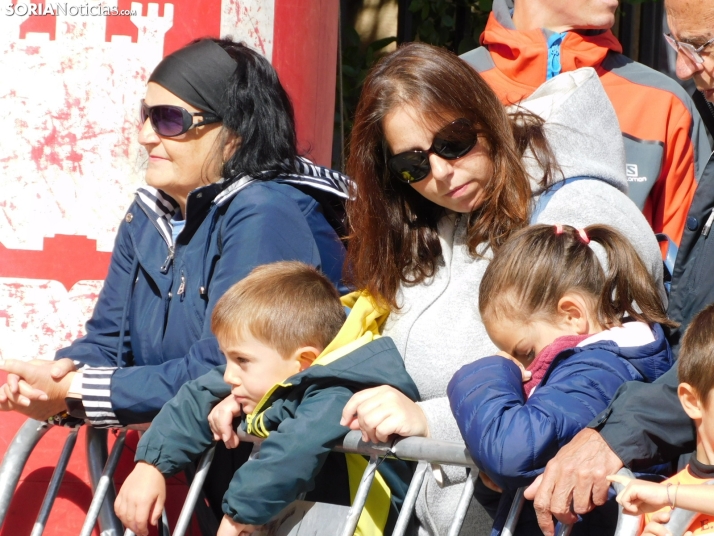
[609,303,714,535]
[114,261,419,536]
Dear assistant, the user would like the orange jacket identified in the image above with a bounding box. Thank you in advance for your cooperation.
[643,463,714,534]
[461,1,710,245]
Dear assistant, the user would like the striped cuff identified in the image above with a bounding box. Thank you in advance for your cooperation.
[81,367,121,428]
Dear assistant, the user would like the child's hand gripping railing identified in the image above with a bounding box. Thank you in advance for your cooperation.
[656,479,714,536]
[608,471,714,536]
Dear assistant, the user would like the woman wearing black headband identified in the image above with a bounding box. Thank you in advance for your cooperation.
[0,36,348,449]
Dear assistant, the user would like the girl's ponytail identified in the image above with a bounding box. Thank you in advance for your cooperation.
[586,225,676,328]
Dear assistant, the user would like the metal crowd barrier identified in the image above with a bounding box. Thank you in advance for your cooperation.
[0,419,124,536]
[0,418,707,536]
[149,429,481,536]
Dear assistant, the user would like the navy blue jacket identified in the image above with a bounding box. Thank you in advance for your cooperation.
[448,324,673,493]
[56,169,348,426]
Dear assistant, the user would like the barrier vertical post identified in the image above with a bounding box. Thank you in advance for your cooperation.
[392,461,429,536]
[0,419,50,526]
[80,431,127,536]
[30,427,80,536]
[447,470,477,536]
[339,454,380,536]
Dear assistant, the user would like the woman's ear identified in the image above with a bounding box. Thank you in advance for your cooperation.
[678,382,703,421]
[222,132,241,163]
[556,293,594,335]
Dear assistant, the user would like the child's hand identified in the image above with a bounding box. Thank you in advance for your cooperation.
[114,462,166,536]
[496,351,532,382]
[607,474,670,515]
[641,511,673,535]
[340,385,429,443]
[209,396,243,449]
[217,514,260,536]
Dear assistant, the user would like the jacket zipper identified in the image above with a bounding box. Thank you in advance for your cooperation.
[160,246,175,274]
[177,271,186,299]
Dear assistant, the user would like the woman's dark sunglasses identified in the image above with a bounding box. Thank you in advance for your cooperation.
[140,100,222,138]
[387,119,477,183]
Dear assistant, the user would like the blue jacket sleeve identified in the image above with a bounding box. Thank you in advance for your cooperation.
[223,386,352,525]
[448,354,639,491]
[134,365,230,475]
[109,190,325,423]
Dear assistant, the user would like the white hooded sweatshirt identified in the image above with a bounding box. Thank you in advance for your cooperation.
[381,67,664,535]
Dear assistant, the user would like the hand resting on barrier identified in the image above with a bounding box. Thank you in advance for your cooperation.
[608,474,673,515]
[340,384,429,444]
[0,358,76,420]
[607,477,681,536]
[610,472,714,519]
[208,394,243,449]
[523,427,624,536]
[116,459,260,536]
[115,461,166,536]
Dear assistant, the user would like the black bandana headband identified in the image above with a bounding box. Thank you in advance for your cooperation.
[149,40,237,118]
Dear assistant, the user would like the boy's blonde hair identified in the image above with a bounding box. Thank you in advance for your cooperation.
[678,303,714,404]
[211,261,346,357]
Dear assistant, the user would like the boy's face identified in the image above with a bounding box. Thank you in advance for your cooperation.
[700,393,714,457]
[220,333,302,414]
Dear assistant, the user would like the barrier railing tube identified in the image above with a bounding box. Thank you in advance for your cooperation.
[392,461,429,536]
[80,430,127,536]
[30,427,79,536]
[0,419,50,526]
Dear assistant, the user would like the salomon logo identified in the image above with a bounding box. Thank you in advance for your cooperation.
[626,164,647,182]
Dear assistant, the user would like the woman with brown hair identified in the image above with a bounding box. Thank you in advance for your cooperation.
[339,42,664,533]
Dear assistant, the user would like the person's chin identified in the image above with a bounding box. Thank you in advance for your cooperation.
[144,172,171,190]
[700,87,714,103]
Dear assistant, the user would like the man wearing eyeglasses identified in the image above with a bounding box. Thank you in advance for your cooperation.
[461,0,709,255]
[521,1,714,535]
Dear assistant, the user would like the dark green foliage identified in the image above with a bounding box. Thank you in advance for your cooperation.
[333,0,661,169]
[407,0,490,53]
[334,24,396,169]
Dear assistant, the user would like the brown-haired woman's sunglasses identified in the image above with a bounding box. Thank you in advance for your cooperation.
[387,119,477,183]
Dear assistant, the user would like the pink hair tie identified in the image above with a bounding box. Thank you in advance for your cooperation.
[554,224,564,235]
[577,228,590,244]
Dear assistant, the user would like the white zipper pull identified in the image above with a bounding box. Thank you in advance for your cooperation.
[702,209,714,238]
[160,246,175,273]
[177,273,186,297]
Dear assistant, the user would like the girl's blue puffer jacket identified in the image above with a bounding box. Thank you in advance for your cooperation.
[447,323,673,493]
[56,165,349,427]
